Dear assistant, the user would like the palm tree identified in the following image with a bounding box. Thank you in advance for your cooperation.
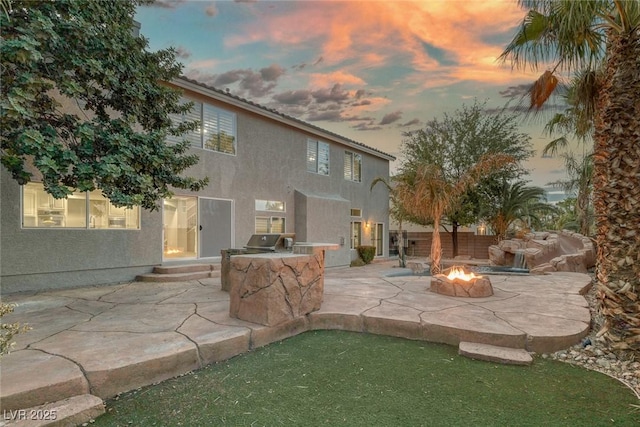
[483,181,557,241]
[500,0,640,350]
[542,72,595,236]
[393,154,514,275]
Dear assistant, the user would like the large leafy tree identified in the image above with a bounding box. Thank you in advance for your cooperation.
[500,0,640,350]
[1,0,207,210]
[401,100,533,256]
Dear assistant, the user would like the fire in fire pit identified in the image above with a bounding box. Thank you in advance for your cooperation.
[430,266,493,297]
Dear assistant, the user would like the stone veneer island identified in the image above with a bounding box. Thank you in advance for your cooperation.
[228,243,338,326]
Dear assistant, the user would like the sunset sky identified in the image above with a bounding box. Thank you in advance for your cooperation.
[135,0,570,187]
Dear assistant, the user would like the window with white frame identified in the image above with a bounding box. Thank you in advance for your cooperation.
[255,200,285,212]
[350,208,362,249]
[167,96,236,155]
[255,199,285,233]
[344,151,362,182]
[22,182,140,229]
[255,217,285,233]
[307,139,330,175]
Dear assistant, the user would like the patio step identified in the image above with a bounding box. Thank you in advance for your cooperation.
[458,342,533,365]
[136,264,219,282]
[2,394,105,427]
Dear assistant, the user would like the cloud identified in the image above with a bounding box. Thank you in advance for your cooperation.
[260,64,286,81]
[379,110,403,125]
[205,4,218,17]
[500,84,531,99]
[311,84,350,104]
[195,66,285,98]
[273,90,312,106]
[400,118,421,128]
[307,110,344,122]
[174,46,192,59]
[308,71,366,88]
[354,121,383,131]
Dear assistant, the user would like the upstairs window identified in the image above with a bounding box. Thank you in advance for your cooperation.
[344,151,362,182]
[168,97,236,155]
[307,139,330,175]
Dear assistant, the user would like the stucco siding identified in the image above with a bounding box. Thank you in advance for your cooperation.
[0,79,392,292]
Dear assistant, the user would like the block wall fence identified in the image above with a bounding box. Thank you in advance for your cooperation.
[390,231,496,259]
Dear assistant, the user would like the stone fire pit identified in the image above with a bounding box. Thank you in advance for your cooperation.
[430,266,493,298]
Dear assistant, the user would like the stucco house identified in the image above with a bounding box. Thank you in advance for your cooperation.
[0,77,394,293]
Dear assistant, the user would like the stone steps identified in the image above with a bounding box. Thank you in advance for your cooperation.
[2,394,105,427]
[135,264,219,282]
[458,341,533,365]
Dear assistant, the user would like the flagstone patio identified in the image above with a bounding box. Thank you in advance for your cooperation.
[0,260,592,425]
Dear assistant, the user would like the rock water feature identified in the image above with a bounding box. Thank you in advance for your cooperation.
[488,230,595,274]
[430,265,494,297]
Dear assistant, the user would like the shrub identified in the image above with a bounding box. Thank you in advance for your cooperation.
[1,303,30,357]
[356,245,376,264]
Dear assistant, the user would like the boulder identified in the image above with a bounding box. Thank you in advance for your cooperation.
[530,263,555,275]
[523,248,543,266]
[499,239,523,253]
[488,245,506,266]
[407,262,426,274]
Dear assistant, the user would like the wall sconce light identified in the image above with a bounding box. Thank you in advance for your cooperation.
[365,221,370,228]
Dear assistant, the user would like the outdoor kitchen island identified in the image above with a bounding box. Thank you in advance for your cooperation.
[227,243,339,326]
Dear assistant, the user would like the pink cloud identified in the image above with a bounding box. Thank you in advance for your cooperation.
[225,1,532,87]
[308,71,366,88]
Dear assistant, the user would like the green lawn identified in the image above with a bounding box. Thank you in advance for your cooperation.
[95,330,639,426]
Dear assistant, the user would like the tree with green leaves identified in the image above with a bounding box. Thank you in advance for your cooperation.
[1,0,207,210]
[393,154,515,275]
[400,100,533,256]
[482,181,557,241]
[500,0,639,350]
[541,71,596,237]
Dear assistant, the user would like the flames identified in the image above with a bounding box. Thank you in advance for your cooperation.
[446,266,481,282]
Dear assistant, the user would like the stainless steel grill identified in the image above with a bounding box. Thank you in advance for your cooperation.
[244,233,294,252]
[221,233,295,291]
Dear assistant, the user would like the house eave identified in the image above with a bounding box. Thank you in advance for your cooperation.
[170,77,396,162]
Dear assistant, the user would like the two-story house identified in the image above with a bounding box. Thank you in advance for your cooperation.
[0,77,394,293]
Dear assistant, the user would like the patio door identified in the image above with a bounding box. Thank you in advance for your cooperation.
[199,198,233,258]
[373,223,384,256]
[163,196,198,259]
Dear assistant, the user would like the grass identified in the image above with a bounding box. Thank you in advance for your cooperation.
[95,331,639,426]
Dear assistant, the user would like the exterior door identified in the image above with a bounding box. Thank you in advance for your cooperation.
[199,198,233,258]
[374,223,384,256]
[163,196,198,259]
